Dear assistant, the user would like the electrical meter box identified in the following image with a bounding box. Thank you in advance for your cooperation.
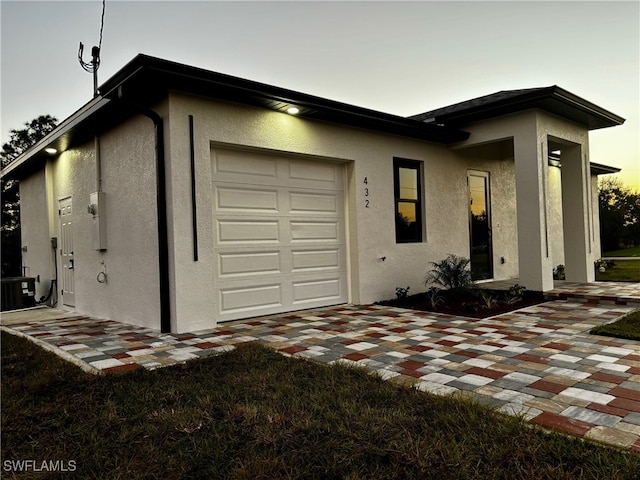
[89,192,107,250]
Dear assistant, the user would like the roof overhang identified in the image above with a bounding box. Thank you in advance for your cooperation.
[410,86,625,131]
[2,55,470,180]
[590,162,622,176]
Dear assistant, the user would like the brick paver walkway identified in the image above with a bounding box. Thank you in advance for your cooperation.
[2,283,639,452]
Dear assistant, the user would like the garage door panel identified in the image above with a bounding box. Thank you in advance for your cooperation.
[214,150,277,178]
[219,251,281,277]
[217,220,280,243]
[292,278,343,305]
[219,284,282,315]
[290,192,339,214]
[291,249,341,272]
[216,186,278,212]
[289,160,337,184]
[290,221,340,242]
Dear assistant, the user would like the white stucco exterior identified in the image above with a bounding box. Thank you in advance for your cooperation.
[10,59,619,333]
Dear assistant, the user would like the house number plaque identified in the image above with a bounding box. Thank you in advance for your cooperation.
[363,177,370,208]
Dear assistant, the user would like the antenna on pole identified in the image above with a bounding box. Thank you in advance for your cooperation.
[78,0,106,98]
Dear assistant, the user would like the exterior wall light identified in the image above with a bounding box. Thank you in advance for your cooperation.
[286,107,300,115]
[44,147,58,155]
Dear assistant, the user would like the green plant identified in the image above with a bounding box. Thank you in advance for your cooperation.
[395,286,410,300]
[553,264,565,280]
[504,284,526,305]
[425,254,475,293]
[425,287,444,309]
[480,290,500,310]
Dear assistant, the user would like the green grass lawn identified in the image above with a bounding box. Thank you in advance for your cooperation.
[595,259,640,282]
[604,246,640,257]
[591,310,640,341]
[2,332,638,479]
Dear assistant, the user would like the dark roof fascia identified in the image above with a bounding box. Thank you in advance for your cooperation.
[410,86,625,131]
[1,96,113,180]
[101,54,470,144]
[590,162,621,175]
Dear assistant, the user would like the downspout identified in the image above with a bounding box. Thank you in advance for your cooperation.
[117,87,171,333]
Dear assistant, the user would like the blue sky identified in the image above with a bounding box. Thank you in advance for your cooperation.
[1,1,638,189]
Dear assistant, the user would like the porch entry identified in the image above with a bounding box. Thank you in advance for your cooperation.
[468,171,493,280]
[59,197,75,307]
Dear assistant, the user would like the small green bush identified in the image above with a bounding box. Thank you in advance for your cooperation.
[425,254,475,294]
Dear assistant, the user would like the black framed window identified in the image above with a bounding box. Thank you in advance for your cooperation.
[394,158,423,243]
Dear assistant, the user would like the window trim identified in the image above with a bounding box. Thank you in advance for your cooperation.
[393,158,423,243]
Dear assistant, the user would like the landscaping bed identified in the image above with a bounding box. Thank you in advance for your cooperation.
[378,288,546,318]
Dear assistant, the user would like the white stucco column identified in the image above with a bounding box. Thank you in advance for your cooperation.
[513,124,555,292]
[560,143,595,283]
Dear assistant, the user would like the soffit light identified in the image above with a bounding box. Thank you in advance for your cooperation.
[44,147,58,155]
[286,106,300,115]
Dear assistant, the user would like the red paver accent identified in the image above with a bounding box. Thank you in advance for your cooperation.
[103,363,143,374]
[465,367,507,379]
[388,327,408,333]
[626,354,640,362]
[457,351,479,358]
[342,339,360,346]
[280,345,307,355]
[609,387,640,401]
[127,345,150,351]
[436,340,458,347]
[631,439,640,454]
[529,380,567,394]
[627,367,640,375]
[587,402,629,417]
[194,342,219,349]
[407,345,430,353]
[531,412,592,437]
[399,369,423,378]
[398,360,426,371]
[609,398,640,413]
[597,340,622,347]
[366,332,386,338]
[515,354,549,364]
[542,342,571,351]
[112,352,131,359]
[588,372,628,384]
[343,352,368,361]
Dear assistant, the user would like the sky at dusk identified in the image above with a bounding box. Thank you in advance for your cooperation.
[1,1,638,190]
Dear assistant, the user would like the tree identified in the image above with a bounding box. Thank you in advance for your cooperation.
[598,177,640,252]
[1,115,58,277]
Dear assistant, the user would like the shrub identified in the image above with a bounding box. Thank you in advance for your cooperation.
[395,286,410,300]
[425,254,475,294]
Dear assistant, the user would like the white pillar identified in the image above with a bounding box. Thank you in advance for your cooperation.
[514,127,555,291]
[560,143,595,283]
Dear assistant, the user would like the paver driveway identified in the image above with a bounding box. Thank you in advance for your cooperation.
[2,284,640,452]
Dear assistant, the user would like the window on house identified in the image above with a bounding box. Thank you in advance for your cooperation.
[394,158,423,243]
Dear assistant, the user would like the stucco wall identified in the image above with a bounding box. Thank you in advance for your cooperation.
[19,169,52,300]
[164,93,536,331]
[19,114,162,329]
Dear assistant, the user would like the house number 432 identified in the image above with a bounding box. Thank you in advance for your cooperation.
[363,177,370,208]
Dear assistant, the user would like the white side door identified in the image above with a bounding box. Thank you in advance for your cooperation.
[59,197,75,307]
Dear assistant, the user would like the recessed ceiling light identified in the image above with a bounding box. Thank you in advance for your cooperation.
[44,147,57,155]
[286,107,300,115]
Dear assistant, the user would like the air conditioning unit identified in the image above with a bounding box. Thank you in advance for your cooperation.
[1,277,36,311]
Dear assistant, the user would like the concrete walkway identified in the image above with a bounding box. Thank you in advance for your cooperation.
[2,281,640,452]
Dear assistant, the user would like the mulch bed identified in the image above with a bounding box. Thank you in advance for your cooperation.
[378,289,546,319]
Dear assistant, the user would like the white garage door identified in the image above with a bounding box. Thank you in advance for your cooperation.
[211,148,348,322]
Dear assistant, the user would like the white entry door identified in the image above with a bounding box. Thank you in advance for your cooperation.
[211,148,348,322]
[59,197,75,307]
